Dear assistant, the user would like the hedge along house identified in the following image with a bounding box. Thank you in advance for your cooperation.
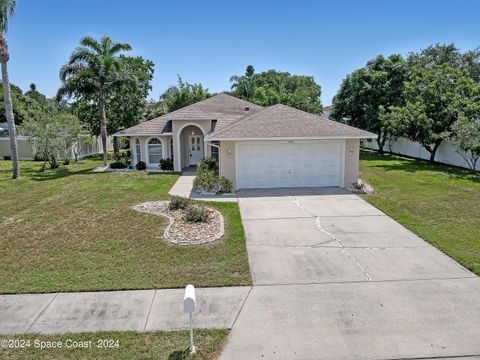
[114,94,376,190]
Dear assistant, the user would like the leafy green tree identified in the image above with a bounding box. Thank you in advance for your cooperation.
[450,115,480,171]
[0,0,19,178]
[57,36,135,166]
[389,64,480,162]
[230,66,322,114]
[23,108,82,170]
[408,43,480,82]
[331,54,408,152]
[159,76,210,113]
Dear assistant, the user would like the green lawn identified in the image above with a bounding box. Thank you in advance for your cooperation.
[0,329,227,359]
[0,158,251,294]
[359,150,480,275]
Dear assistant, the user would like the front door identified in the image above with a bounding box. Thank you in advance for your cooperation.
[189,135,203,165]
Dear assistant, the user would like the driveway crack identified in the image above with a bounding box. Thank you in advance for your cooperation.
[292,197,372,281]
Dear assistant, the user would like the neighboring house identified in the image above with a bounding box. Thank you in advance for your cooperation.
[322,105,332,119]
[114,94,376,190]
[0,134,110,161]
[0,123,8,137]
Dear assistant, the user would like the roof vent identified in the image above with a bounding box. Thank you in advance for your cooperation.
[244,106,250,111]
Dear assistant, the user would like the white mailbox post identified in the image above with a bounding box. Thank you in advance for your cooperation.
[184,284,196,354]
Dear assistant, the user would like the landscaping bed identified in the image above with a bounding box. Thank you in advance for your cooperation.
[133,200,224,245]
[359,150,480,275]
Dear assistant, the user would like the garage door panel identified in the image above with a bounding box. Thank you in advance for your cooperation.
[237,141,343,189]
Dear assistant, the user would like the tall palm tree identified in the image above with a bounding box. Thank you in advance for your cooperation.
[0,0,19,178]
[57,36,134,167]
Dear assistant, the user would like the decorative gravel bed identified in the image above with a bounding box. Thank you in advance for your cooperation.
[133,200,224,245]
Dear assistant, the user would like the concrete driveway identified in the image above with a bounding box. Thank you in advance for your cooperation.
[220,188,480,359]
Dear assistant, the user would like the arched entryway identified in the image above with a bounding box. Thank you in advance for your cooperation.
[176,124,206,169]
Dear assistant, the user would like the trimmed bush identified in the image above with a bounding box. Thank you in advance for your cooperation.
[193,170,219,192]
[184,205,209,223]
[219,177,234,193]
[135,161,147,171]
[160,158,174,171]
[110,161,127,169]
[197,157,218,174]
[169,196,190,211]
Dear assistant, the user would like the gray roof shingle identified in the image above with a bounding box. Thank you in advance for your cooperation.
[205,104,377,140]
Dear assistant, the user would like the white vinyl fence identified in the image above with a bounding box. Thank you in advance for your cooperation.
[362,137,472,169]
[0,135,112,160]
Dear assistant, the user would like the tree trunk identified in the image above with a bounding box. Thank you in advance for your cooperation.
[376,133,386,154]
[426,140,442,163]
[99,101,108,167]
[0,36,19,179]
[113,136,120,157]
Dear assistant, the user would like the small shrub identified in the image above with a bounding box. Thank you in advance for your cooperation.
[135,161,147,171]
[33,152,45,162]
[169,196,190,211]
[110,161,127,169]
[184,205,209,223]
[197,157,218,174]
[193,170,219,192]
[218,176,234,193]
[113,150,131,168]
[63,159,70,166]
[160,158,174,171]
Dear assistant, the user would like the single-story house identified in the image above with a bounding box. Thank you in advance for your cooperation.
[114,94,376,190]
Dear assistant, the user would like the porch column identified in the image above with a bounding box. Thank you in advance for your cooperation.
[174,136,182,172]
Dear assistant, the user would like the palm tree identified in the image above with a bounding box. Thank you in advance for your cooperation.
[230,65,256,100]
[57,36,134,167]
[0,0,19,178]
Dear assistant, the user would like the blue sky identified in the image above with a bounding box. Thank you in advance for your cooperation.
[6,0,480,105]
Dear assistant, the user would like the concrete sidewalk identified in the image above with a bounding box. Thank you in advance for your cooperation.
[0,286,250,335]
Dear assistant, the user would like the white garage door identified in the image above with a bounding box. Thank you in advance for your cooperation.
[236,141,344,189]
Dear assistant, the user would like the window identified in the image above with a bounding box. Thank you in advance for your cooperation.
[148,138,163,164]
[211,141,219,162]
[135,139,141,163]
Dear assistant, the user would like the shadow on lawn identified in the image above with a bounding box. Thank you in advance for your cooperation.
[361,150,480,183]
[168,348,190,360]
[0,162,98,182]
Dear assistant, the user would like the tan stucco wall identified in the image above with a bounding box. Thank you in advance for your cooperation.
[219,141,236,187]
[0,138,34,159]
[343,139,360,188]
[171,120,212,171]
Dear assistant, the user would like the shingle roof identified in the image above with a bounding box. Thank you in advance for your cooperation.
[115,94,376,140]
[114,94,262,136]
[205,104,377,140]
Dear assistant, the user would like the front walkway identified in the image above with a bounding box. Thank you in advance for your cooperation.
[168,169,196,198]
[169,170,238,202]
[0,287,250,335]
